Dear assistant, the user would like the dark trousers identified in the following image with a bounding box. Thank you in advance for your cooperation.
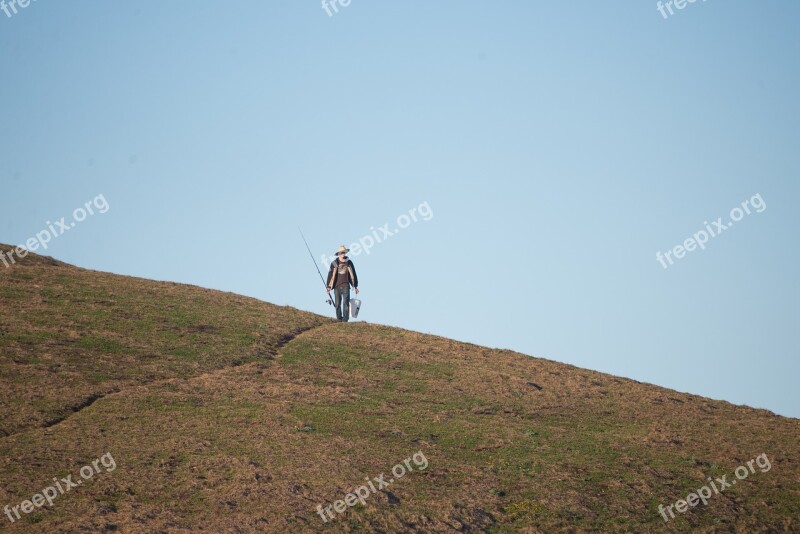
[334,285,350,322]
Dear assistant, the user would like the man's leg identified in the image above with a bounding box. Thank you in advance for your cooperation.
[342,286,351,322]
[334,286,343,321]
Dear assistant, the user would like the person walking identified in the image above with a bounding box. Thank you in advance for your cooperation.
[326,245,359,322]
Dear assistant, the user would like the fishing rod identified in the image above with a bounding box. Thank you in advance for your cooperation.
[299,227,334,306]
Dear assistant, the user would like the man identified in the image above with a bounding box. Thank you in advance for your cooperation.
[326,245,359,322]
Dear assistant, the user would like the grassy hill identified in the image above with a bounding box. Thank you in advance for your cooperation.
[1,244,798,532]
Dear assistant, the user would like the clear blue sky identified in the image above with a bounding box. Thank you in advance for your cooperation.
[2,1,798,417]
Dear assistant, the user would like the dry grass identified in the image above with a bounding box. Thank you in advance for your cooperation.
[0,245,798,532]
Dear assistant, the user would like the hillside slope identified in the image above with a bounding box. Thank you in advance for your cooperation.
[0,245,798,532]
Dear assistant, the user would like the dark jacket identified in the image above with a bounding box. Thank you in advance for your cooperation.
[326,257,358,289]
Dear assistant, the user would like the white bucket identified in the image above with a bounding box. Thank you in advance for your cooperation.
[349,298,362,318]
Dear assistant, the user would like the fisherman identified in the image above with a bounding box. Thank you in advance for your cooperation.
[326,245,359,322]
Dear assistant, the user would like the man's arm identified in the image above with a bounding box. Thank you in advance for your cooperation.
[326,262,335,290]
[349,260,358,288]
